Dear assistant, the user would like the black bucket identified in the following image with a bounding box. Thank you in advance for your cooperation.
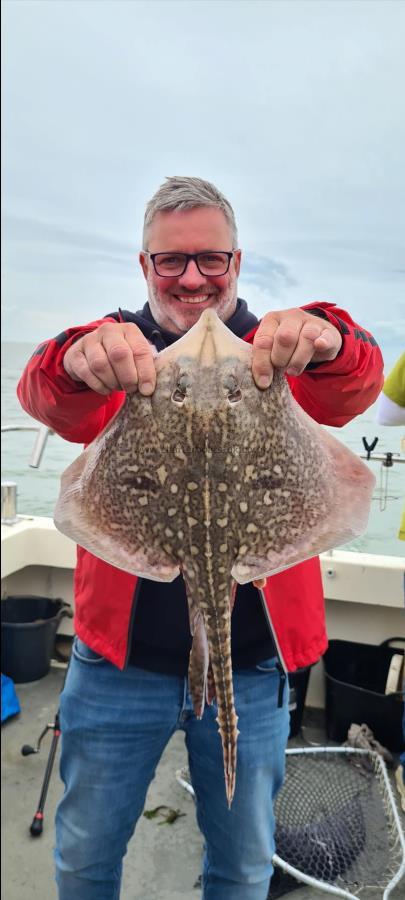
[1,596,73,684]
[323,638,404,752]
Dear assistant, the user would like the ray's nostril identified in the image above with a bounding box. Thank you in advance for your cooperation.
[172,373,189,403]
[228,389,242,404]
[224,374,242,403]
[172,388,186,404]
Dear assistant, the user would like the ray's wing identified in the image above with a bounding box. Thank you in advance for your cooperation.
[231,396,375,585]
[54,396,180,581]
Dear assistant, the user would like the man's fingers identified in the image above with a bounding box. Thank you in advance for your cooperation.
[64,346,113,395]
[312,327,342,360]
[88,344,126,392]
[130,343,157,396]
[252,349,274,389]
[251,315,278,388]
[65,323,157,396]
[252,312,343,386]
[314,330,333,347]
[108,325,157,395]
[286,326,341,372]
[102,335,140,393]
[282,321,325,375]
[270,326,302,370]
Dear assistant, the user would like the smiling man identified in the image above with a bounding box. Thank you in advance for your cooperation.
[141,205,241,332]
[18,176,383,900]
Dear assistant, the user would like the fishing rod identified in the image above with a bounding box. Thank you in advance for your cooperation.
[21,712,62,836]
[20,653,71,837]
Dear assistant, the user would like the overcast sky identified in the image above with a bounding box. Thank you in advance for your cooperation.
[2,0,405,363]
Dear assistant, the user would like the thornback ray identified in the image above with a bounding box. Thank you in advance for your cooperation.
[54,309,375,807]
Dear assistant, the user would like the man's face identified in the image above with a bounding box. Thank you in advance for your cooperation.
[139,207,241,335]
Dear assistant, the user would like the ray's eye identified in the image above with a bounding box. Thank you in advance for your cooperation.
[124,474,157,491]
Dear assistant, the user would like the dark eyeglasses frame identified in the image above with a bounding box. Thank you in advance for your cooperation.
[145,251,234,277]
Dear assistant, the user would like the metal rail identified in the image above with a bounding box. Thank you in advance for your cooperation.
[1,424,54,522]
[1,424,53,468]
[1,424,403,527]
[1,425,40,432]
[360,452,404,465]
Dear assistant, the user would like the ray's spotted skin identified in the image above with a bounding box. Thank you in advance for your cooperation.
[54,310,375,807]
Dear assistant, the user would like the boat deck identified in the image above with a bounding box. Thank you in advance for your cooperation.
[2,661,404,900]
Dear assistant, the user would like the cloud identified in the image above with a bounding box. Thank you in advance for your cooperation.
[3,212,136,276]
[2,0,404,351]
[373,319,405,338]
[3,212,132,254]
[241,252,296,290]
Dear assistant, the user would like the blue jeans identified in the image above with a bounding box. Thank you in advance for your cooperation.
[55,638,290,900]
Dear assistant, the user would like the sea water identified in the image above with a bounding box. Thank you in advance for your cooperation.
[1,341,404,558]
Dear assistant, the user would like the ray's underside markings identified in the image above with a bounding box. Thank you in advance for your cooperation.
[54,310,375,807]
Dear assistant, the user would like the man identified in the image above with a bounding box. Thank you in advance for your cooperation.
[18,176,383,900]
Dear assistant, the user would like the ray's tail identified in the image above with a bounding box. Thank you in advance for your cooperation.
[205,607,240,808]
[183,548,240,804]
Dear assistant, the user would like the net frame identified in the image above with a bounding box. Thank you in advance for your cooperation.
[175,747,405,899]
[272,747,405,899]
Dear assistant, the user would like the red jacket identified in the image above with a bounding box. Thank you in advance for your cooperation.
[17,301,383,672]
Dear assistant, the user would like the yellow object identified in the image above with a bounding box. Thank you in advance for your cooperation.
[399,504,405,541]
[383,352,405,407]
[377,354,405,539]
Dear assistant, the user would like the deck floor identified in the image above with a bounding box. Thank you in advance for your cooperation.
[2,663,404,900]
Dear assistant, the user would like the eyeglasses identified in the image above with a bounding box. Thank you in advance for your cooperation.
[146,251,234,277]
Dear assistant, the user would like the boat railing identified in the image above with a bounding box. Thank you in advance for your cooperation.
[1,425,403,526]
[1,424,53,523]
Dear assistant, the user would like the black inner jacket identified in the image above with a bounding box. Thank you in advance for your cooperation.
[106,300,277,675]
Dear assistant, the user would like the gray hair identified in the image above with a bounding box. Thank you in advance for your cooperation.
[142,176,238,250]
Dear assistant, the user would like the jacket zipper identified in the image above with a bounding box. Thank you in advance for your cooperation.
[124,579,142,669]
[259,587,288,708]
[124,583,288,697]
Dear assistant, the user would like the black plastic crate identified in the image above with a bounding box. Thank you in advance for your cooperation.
[323,638,404,752]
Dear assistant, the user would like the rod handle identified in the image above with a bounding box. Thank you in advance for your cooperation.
[30,812,44,837]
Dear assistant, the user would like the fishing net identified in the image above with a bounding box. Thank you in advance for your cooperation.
[176,747,405,899]
[272,748,405,898]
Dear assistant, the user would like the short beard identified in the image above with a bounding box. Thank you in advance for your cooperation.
[146,276,239,334]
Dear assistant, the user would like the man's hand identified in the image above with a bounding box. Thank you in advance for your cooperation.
[252,308,342,388]
[63,322,157,396]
